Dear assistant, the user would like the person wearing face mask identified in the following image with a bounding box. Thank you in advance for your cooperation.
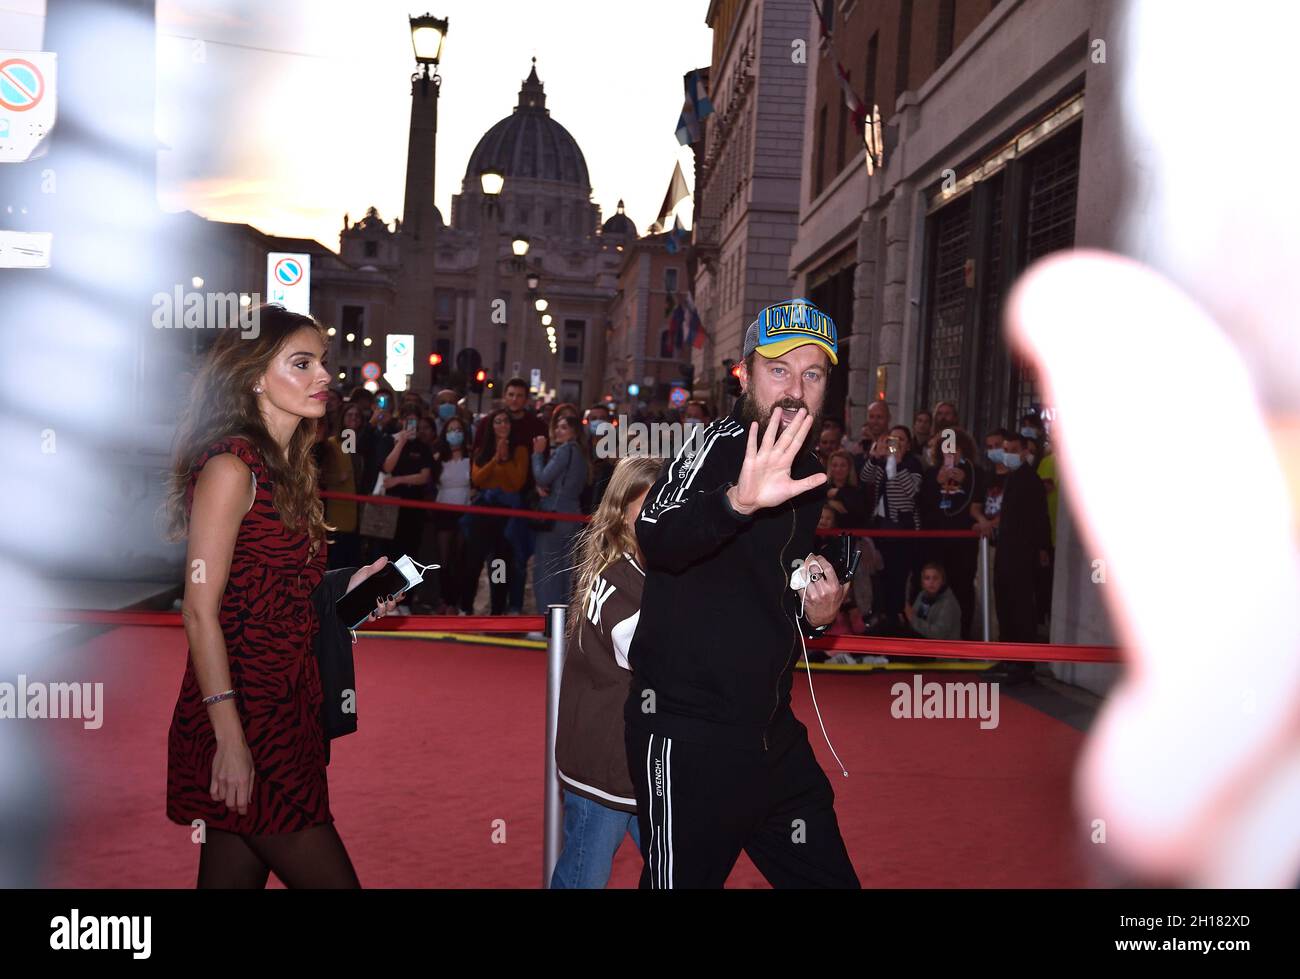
[982,428,1008,474]
[1018,414,1043,450]
[429,416,471,614]
[918,428,985,639]
[582,405,617,513]
[987,433,1051,670]
[433,389,460,435]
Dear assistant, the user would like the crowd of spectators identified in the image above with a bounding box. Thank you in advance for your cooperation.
[815,400,1055,674]
[312,381,1054,674]
[311,378,716,626]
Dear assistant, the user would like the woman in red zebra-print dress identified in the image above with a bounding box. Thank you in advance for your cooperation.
[163,305,396,888]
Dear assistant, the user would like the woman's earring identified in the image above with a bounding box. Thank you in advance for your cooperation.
[254,386,262,394]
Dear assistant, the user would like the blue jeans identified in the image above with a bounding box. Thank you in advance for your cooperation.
[503,517,534,613]
[533,520,580,612]
[550,790,641,889]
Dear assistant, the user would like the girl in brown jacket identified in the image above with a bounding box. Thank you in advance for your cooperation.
[551,456,663,888]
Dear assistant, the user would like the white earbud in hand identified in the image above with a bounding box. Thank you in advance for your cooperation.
[790,562,823,591]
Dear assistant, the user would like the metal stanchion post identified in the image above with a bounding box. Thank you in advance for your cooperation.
[542,603,567,888]
[979,535,991,643]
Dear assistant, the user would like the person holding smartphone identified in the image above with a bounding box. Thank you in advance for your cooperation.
[380,407,433,570]
[860,425,924,634]
[163,305,399,888]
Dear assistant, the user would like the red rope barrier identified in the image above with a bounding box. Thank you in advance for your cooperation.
[359,615,546,633]
[809,633,1121,663]
[321,491,981,538]
[23,609,1119,662]
[19,608,547,634]
[321,491,589,524]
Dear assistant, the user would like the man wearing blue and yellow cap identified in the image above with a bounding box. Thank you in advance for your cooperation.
[625,298,860,888]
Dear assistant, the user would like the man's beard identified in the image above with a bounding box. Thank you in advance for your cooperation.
[741,393,822,451]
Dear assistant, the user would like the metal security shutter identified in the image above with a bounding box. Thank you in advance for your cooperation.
[923,195,971,412]
[1024,126,1081,262]
[810,260,855,424]
[1012,125,1080,422]
[975,175,1004,436]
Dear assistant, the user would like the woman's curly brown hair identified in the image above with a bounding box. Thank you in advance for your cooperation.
[162,304,331,551]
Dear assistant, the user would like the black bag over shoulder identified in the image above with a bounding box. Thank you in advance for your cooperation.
[312,566,359,764]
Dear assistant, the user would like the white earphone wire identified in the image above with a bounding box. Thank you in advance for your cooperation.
[797,582,849,777]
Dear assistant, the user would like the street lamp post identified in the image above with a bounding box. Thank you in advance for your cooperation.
[474,168,506,376]
[398,13,449,391]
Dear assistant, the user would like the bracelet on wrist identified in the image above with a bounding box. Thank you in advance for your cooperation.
[202,689,235,706]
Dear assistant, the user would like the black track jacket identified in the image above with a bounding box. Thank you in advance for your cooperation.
[626,396,828,750]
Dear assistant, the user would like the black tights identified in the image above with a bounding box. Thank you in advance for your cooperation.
[196,823,360,889]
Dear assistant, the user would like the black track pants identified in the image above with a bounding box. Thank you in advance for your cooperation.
[626,720,860,889]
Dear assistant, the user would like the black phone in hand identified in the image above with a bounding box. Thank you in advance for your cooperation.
[335,555,428,630]
[815,533,862,583]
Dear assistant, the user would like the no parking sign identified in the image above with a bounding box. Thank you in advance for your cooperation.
[265,251,311,315]
[0,51,57,163]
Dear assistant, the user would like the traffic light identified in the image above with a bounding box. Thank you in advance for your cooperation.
[723,358,742,397]
[428,352,443,383]
[471,368,487,393]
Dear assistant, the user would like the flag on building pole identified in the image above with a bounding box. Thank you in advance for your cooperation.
[675,69,715,145]
[661,297,678,357]
[686,69,713,120]
[656,161,690,228]
[834,60,868,134]
[809,0,832,41]
[663,214,689,254]
[675,107,699,146]
[684,292,707,349]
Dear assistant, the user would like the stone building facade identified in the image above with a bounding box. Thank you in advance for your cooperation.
[689,0,812,413]
[786,0,1126,687]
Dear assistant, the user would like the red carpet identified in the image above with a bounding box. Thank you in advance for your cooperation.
[37,625,1088,887]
